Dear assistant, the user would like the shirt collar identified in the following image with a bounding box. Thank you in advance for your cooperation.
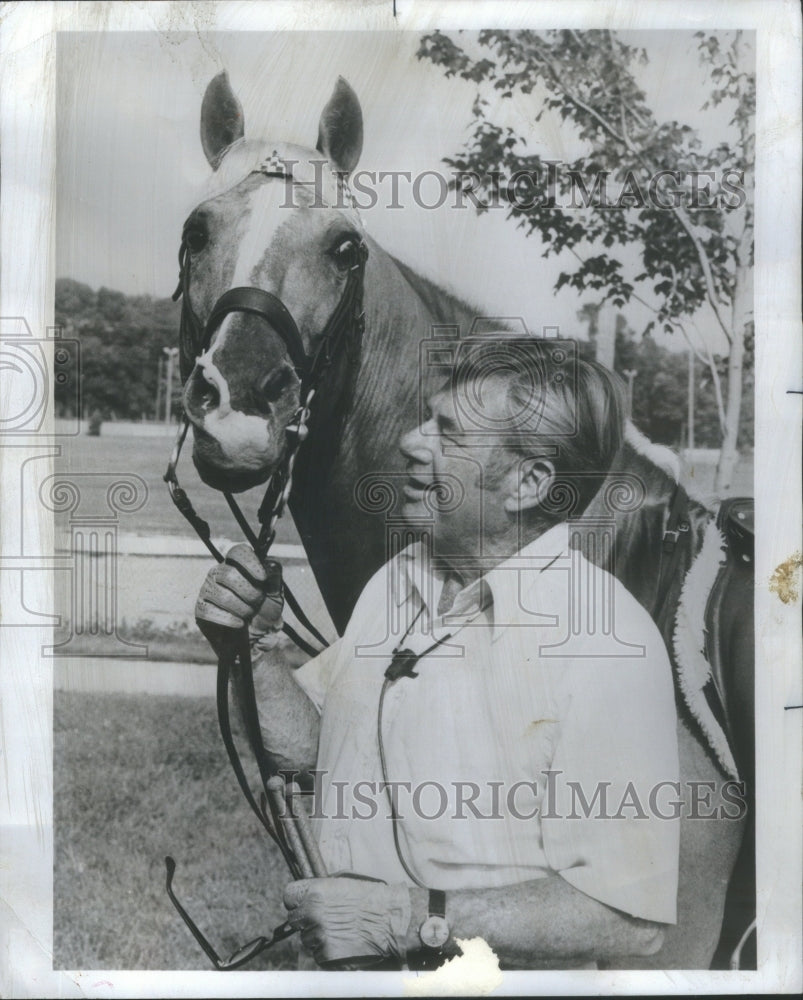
[395,522,571,640]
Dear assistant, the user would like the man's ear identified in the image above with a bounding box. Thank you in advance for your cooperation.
[503,458,555,514]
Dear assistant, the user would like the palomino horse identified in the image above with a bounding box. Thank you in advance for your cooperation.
[174,72,754,969]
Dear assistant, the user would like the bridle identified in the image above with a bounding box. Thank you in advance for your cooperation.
[165,168,368,645]
[163,165,369,958]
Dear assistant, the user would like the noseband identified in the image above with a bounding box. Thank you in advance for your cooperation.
[204,286,309,374]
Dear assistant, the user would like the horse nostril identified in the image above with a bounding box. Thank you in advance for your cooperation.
[199,382,220,413]
[186,366,221,416]
[197,367,221,412]
[259,366,296,405]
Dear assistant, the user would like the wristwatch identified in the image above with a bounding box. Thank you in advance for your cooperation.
[418,889,450,950]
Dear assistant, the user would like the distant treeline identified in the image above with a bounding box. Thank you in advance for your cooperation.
[55,279,181,421]
[55,278,752,449]
[578,307,753,450]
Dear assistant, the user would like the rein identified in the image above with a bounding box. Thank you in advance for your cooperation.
[163,195,368,957]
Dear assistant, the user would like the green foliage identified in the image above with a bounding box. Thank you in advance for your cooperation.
[55,278,181,420]
[417,29,753,332]
[418,30,755,463]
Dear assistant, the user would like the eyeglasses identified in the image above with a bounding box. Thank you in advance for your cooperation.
[164,856,297,971]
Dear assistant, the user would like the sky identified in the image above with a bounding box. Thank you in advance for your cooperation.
[56,29,752,355]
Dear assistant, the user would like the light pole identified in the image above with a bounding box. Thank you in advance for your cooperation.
[155,355,164,422]
[622,368,638,418]
[163,347,179,425]
[687,347,695,451]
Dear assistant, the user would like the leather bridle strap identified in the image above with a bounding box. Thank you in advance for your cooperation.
[165,232,368,888]
[216,639,303,878]
[654,482,690,619]
[203,287,309,376]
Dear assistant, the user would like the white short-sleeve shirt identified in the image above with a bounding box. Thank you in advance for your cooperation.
[290,521,680,924]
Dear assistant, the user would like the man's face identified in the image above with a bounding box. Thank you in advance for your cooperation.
[398,379,520,569]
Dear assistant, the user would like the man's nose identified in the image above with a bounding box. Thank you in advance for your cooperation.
[399,423,433,464]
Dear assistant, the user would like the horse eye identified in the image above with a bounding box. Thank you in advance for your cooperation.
[330,237,358,270]
[184,225,208,254]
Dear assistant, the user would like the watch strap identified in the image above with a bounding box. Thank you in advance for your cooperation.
[428,888,446,920]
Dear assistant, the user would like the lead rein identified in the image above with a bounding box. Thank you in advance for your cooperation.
[165,233,368,966]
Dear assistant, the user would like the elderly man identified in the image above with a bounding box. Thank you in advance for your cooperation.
[196,341,679,970]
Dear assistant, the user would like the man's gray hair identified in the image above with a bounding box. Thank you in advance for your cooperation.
[452,339,627,518]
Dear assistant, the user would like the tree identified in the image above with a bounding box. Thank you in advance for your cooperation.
[54,278,181,420]
[576,304,752,451]
[418,29,754,491]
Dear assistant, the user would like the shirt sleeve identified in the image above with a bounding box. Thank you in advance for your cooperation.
[292,552,403,712]
[540,592,680,924]
[291,636,344,713]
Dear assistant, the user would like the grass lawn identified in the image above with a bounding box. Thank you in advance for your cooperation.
[54,690,297,970]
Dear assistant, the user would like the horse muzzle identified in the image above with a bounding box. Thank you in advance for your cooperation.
[181,301,305,493]
[189,422,276,493]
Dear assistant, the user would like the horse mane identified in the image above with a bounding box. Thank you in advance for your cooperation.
[390,254,484,327]
[625,423,681,480]
[624,422,715,510]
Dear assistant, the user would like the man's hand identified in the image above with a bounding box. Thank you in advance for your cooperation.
[195,543,283,659]
[283,877,412,968]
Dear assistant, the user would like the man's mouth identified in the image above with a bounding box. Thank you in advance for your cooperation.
[403,470,434,502]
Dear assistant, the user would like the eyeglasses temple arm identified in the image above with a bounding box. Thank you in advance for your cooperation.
[164,856,226,969]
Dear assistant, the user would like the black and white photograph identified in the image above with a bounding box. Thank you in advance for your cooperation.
[0,2,800,996]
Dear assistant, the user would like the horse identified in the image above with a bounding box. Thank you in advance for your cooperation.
[173,71,754,970]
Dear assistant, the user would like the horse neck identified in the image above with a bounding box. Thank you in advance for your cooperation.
[287,240,479,632]
[615,439,712,518]
[341,241,479,465]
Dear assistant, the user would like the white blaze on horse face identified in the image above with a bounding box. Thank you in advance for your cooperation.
[196,330,233,416]
[195,320,272,472]
[229,182,287,289]
[194,182,290,459]
[188,150,363,479]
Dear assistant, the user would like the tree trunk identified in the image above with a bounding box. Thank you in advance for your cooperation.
[595,302,616,370]
[715,263,752,493]
[715,31,754,495]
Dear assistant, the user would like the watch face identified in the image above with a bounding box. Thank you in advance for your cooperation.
[419,915,450,949]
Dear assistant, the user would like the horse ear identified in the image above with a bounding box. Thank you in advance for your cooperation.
[316,77,363,175]
[200,71,244,170]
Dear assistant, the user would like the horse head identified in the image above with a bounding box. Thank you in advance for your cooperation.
[178,72,366,493]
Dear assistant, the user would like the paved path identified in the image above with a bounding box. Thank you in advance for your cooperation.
[53,531,336,641]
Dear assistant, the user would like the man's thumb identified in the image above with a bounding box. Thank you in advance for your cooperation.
[264,559,283,599]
